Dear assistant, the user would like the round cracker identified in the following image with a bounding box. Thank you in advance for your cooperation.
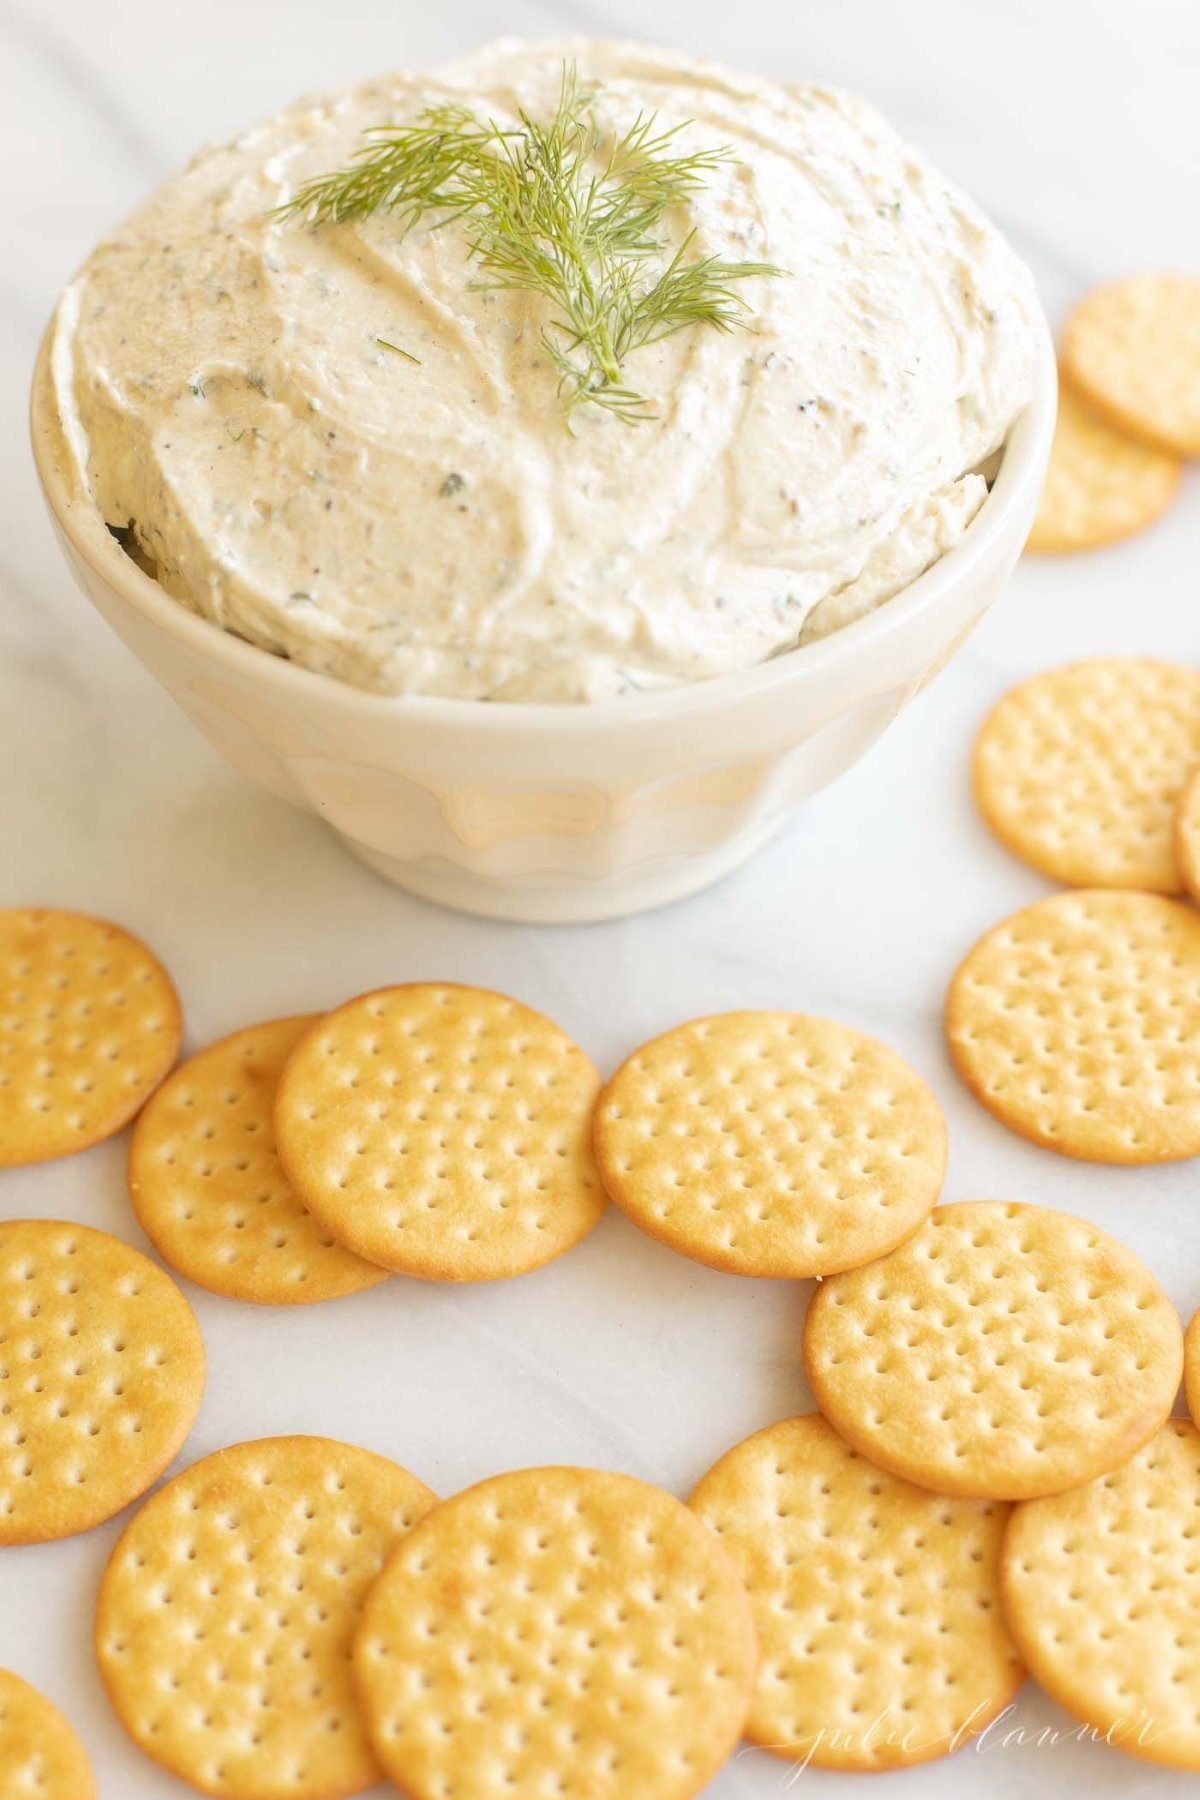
[273,984,604,1282]
[0,1219,205,1544]
[1185,1309,1200,1431]
[354,1465,757,1800]
[1062,274,1200,458]
[1002,1420,1200,1770]
[803,1201,1182,1502]
[95,1435,437,1800]
[690,1414,1023,1770]
[946,889,1200,1163]
[1176,767,1200,906]
[1025,382,1180,553]
[972,659,1200,891]
[0,1668,95,1800]
[129,1017,388,1305]
[0,908,181,1166]
[593,1012,946,1278]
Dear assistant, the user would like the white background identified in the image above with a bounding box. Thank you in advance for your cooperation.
[2,1,1200,1795]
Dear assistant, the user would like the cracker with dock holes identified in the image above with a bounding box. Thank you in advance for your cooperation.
[354,1465,757,1800]
[972,658,1200,891]
[0,1668,95,1800]
[593,1011,946,1278]
[1062,274,1200,458]
[1025,383,1180,552]
[1176,767,1200,907]
[129,1016,388,1305]
[0,908,180,1166]
[273,984,605,1281]
[945,889,1200,1162]
[0,1218,204,1544]
[803,1201,1182,1500]
[95,1435,436,1800]
[1002,1420,1200,1771]
[689,1413,1023,1770]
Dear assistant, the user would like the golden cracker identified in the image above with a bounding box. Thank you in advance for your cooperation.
[130,1017,388,1306]
[1002,1420,1200,1770]
[1025,381,1180,552]
[0,1219,205,1544]
[0,908,181,1166]
[946,889,1200,1162]
[1176,767,1200,906]
[1186,1309,1200,1431]
[1062,274,1200,458]
[95,1435,436,1800]
[354,1465,757,1800]
[274,984,604,1281]
[593,1012,946,1278]
[690,1414,1023,1770]
[0,1669,95,1800]
[804,1201,1181,1501]
[973,658,1200,891]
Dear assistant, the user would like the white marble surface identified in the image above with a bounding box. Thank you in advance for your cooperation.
[2,2,1199,1795]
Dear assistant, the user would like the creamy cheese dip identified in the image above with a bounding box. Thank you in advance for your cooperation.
[51,39,1036,702]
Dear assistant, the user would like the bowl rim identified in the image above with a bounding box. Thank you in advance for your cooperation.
[32,310,1056,734]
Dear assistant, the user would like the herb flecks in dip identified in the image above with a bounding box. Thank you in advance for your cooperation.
[51,39,1036,703]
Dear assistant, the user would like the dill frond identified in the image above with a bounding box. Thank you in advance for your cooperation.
[279,63,781,423]
[375,336,421,363]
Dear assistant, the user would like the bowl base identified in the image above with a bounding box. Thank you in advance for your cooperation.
[338,812,792,924]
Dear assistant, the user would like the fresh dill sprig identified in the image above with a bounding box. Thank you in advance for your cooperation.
[375,336,421,363]
[279,64,780,423]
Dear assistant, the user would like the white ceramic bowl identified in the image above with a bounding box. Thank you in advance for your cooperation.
[31,322,1055,923]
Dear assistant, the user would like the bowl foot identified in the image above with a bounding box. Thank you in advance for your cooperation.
[337,813,792,925]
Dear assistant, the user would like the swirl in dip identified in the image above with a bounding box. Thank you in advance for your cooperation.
[50,38,1036,702]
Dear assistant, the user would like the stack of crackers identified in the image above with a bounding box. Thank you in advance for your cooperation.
[1027,274,1199,553]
